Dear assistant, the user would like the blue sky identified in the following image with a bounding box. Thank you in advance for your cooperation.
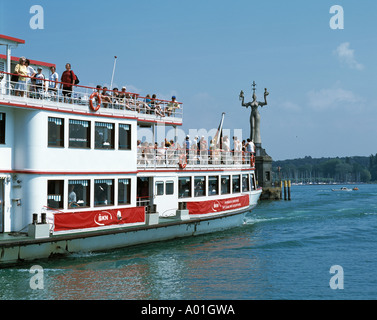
[1,0,377,160]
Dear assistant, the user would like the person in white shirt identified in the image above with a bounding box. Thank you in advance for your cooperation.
[68,185,78,208]
[25,59,36,97]
[48,66,59,93]
[35,67,45,97]
[222,136,231,164]
[246,138,255,154]
[223,136,230,151]
[233,136,242,163]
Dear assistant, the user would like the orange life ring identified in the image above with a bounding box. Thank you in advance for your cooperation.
[89,91,101,111]
[250,154,255,167]
[179,154,187,169]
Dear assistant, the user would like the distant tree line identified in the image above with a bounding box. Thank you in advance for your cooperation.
[272,155,377,183]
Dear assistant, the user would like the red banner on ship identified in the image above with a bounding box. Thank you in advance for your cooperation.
[54,207,145,232]
[186,194,249,215]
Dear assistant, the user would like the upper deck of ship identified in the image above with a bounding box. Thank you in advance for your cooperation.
[0,35,256,173]
[0,33,182,126]
[0,70,183,127]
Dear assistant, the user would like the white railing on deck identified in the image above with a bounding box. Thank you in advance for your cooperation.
[137,146,254,169]
[0,71,183,120]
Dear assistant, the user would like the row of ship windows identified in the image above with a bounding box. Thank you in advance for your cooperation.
[48,117,132,150]
[176,174,254,198]
[0,113,132,149]
[48,178,131,210]
[47,174,255,210]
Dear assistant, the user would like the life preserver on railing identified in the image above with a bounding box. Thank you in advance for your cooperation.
[89,91,101,111]
[179,154,187,169]
[250,154,255,167]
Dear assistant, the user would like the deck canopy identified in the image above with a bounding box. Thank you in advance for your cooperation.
[0,34,25,80]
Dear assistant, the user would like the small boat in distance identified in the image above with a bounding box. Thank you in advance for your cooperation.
[332,187,352,192]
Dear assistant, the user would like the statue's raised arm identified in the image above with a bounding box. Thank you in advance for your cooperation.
[239,90,253,108]
[258,88,269,107]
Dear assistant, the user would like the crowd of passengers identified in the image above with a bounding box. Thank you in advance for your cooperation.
[10,58,181,116]
[137,135,255,165]
[94,85,178,116]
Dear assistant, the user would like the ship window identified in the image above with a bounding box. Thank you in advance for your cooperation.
[95,122,114,149]
[48,117,64,147]
[232,175,240,193]
[250,173,256,190]
[242,174,249,192]
[178,177,191,198]
[68,180,90,208]
[208,176,219,196]
[69,119,91,148]
[166,181,174,195]
[221,175,230,195]
[94,179,114,206]
[156,181,164,196]
[47,180,64,209]
[0,113,5,144]
[194,176,206,197]
[118,178,131,205]
[119,124,131,150]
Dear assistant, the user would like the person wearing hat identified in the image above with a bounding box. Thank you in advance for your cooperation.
[166,95,180,116]
[119,86,130,100]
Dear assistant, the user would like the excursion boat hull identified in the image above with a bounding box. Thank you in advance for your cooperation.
[0,35,263,267]
[0,191,261,266]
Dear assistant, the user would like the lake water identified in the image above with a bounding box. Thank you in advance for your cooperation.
[0,184,376,300]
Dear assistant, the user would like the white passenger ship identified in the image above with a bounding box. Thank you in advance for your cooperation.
[0,34,261,266]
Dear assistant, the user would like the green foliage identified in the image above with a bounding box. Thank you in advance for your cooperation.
[273,155,376,183]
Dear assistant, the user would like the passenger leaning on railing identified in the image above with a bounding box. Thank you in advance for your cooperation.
[144,94,152,114]
[166,96,180,116]
[112,88,119,105]
[118,86,128,101]
[14,57,28,97]
[151,94,165,117]
[118,86,133,110]
[60,63,77,103]
[101,87,112,108]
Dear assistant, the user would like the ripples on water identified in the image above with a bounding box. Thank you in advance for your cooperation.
[1,184,376,300]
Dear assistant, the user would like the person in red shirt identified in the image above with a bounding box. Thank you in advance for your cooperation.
[60,63,76,103]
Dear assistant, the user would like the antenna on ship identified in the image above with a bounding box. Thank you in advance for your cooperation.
[110,55,117,89]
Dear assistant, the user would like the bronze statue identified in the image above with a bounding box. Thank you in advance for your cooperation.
[239,81,269,146]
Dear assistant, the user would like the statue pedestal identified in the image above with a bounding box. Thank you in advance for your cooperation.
[255,145,281,200]
[255,145,272,188]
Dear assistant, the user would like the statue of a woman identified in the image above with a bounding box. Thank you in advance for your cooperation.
[239,87,269,145]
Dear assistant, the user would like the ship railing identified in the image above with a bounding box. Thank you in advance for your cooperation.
[136,196,150,207]
[137,147,255,168]
[0,71,183,119]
